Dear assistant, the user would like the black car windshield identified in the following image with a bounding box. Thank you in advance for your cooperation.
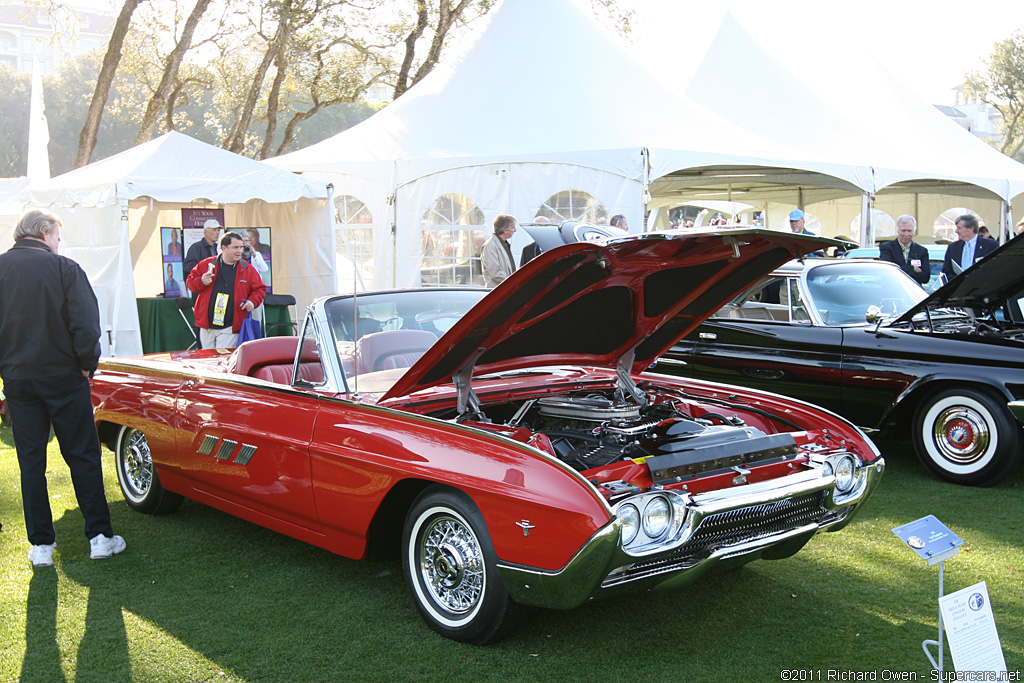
[804,262,927,326]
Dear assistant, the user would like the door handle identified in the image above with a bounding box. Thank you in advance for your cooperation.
[699,332,717,340]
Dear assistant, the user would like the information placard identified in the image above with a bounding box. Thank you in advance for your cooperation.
[892,514,963,565]
[939,581,1008,675]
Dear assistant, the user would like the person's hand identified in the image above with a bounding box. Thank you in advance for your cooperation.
[201,262,215,285]
[242,300,255,312]
[81,370,91,378]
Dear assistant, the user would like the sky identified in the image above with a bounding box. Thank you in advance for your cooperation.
[624,0,1024,105]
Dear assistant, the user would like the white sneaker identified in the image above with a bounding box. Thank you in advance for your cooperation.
[29,543,56,567]
[89,534,126,560]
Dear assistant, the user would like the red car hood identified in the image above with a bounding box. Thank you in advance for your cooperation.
[382,229,833,402]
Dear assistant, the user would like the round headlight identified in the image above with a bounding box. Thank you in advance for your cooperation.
[642,497,671,539]
[834,455,857,493]
[618,504,639,544]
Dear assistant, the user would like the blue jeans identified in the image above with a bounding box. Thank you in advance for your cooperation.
[4,373,113,545]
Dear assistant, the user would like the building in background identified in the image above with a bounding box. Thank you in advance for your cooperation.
[0,2,112,75]
[938,86,1004,147]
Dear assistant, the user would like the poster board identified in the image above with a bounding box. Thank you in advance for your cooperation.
[161,227,185,298]
[240,227,273,292]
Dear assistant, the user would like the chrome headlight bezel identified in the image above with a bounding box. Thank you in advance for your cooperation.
[811,451,865,503]
[619,503,640,544]
[614,491,690,557]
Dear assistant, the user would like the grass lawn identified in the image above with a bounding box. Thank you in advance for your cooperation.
[1,420,1021,683]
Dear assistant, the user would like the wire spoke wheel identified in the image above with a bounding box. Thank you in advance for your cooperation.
[402,487,520,644]
[420,516,485,615]
[115,427,182,514]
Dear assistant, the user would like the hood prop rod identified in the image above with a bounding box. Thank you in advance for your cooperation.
[454,347,488,422]
[615,348,648,407]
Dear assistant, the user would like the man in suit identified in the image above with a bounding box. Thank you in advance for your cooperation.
[942,214,998,281]
[879,215,930,285]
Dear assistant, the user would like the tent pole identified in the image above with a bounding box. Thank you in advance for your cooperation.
[859,192,873,247]
[1000,200,1008,244]
[111,199,130,356]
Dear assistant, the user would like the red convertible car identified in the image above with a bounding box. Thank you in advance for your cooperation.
[91,230,884,644]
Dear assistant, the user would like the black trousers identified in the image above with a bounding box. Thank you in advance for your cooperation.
[4,373,113,545]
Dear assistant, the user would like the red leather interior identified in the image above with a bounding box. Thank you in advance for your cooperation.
[354,330,435,375]
[231,336,324,384]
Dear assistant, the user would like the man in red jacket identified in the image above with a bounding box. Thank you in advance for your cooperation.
[186,232,266,349]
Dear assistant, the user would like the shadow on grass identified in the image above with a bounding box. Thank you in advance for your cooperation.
[22,569,65,683]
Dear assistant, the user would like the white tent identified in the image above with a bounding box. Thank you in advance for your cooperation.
[270,0,860,289]
[25,132,334,357]
[0,178,28,245]
[658,13,1024,242]
[271,0,1024,286]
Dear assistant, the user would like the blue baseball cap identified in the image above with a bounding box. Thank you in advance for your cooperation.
[789,209,804,221]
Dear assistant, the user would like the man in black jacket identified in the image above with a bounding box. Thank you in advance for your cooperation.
[879,215,930,285]
[0,209,126,567]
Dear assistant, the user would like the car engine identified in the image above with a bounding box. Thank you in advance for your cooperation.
[487,392,799,481]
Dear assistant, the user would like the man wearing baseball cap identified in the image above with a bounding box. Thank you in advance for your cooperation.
[789,209,824,256]
[184,219,223,277]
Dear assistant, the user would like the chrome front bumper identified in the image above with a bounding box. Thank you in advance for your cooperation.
[497,458,884,609]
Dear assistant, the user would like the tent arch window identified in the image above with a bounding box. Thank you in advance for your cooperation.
[335,194,376,290]
[934,207,985,242]
[420,192,486,287]
[537,190,608,224]
[851,209,895,240]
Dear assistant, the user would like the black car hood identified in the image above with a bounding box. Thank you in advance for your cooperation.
[383,228,836,402]
[896,232,1024,322]
[520,221,628,252]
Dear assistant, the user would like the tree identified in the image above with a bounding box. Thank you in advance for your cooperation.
[75,0,143,168]
[963,30,1024,161]
[133,0,214,145]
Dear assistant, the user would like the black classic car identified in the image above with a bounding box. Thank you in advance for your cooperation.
[657,232,1024,486]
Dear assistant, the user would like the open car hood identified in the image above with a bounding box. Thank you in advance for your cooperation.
[382,229,836,402]
[895,232,1024,323]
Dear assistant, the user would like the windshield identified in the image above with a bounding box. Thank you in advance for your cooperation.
[804,262,927,325]
[323,289,488,388]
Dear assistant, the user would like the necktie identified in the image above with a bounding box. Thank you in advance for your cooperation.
[961,240,974,271]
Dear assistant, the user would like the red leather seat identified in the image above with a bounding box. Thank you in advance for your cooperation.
[231,337,324,384]
[354,330,435,375]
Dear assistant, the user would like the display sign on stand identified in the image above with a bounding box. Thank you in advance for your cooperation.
[892,515,965,675]
[939,582,1008,675]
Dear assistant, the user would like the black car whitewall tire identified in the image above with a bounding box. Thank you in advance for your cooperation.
[913,388,1022,487]
[115,427,183,514]
[402,486,519,644]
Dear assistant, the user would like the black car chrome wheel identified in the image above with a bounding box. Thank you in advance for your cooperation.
[402,487,519,644]
[913,388,1021,486]
[115,427,182,514]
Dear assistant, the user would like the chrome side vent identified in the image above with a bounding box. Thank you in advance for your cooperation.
[197,435,218,455]
[215,439,238,460]
[234,444,257,466]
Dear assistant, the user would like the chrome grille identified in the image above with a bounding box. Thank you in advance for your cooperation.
[603,491,826,586]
